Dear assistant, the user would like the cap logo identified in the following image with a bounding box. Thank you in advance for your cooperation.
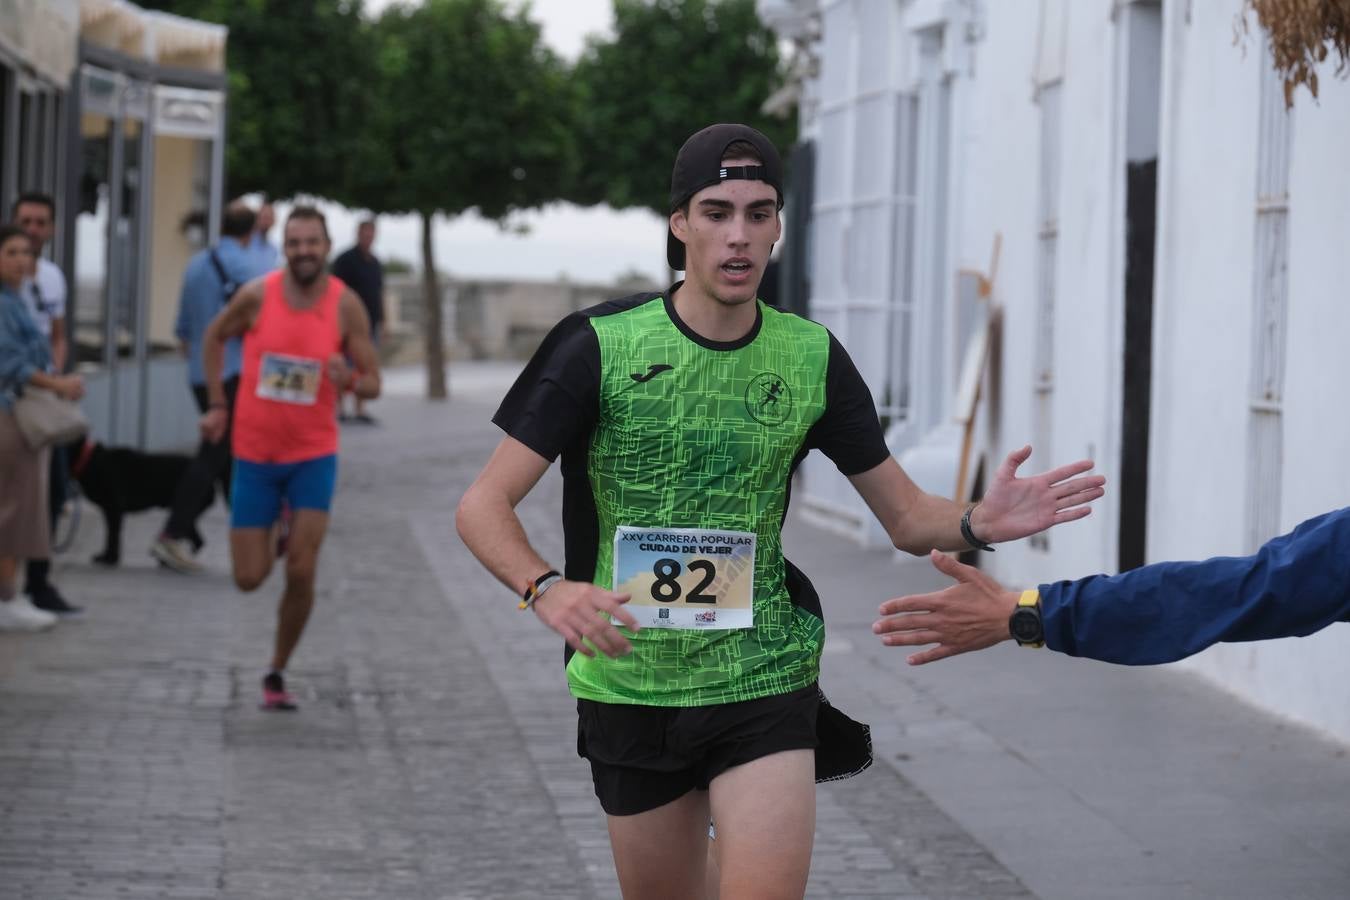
[717,165,767,182]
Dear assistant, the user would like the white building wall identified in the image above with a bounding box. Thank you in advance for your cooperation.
[950,0,1059,586]
[1164,16,1350,740]
[773,0,1350,741]
[1148,0,1260,565]
[910,0,1128,588]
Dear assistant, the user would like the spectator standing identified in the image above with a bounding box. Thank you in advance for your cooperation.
[330,219,384,424]
[13,192,79,616]
[248,201,279,271]
[0,225,84,631]
[150,203,269,573]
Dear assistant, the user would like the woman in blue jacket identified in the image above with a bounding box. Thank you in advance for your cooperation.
[0,225,84,632]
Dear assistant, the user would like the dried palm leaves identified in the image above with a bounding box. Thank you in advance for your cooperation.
[1238,0,1350,105]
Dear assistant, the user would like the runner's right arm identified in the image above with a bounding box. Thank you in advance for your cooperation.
[456,437,639,659]
[456,311,639,659]
[200,279,262,441]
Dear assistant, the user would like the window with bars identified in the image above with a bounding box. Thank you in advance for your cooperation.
[1245,59,1292,553]
[881,92,920,430]
[1030,80,1062,550]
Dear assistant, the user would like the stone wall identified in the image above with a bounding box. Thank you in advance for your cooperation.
[380,274,659,364]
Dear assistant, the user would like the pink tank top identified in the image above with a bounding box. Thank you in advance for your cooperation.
[233,271,345,464]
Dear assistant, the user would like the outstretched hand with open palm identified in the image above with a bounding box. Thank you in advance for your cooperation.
[970,445,1105,544]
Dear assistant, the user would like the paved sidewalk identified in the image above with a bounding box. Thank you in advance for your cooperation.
[2,369,1347,898]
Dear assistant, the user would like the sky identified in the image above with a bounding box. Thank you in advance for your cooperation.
[323,0,669,285]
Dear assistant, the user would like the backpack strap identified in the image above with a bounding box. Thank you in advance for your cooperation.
[28,277,55,317]
[207,249,239,303]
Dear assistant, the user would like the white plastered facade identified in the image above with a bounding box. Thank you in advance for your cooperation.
[762,0,1350,743]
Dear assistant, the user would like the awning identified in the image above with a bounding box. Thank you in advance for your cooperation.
[79,0,226,72]
[0,0,81,86]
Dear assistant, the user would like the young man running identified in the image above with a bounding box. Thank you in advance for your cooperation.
[200,206,380,710]
[457,124,1105,898]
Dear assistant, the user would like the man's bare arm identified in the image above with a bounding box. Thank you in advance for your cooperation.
[50,316,67,372]
[456,436,639,658]
[202,280,263,407]
[337,290,381,400]
[848,458,971,555]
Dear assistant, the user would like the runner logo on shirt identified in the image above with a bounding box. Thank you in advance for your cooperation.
[257,353,322,405]
[745,372,792,425]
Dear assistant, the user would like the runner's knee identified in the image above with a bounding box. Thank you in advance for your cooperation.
[234,565,268,592]
[284,554,317,588]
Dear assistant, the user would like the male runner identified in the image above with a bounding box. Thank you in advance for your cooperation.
[200,206,380,710]
[456,123,1105,898]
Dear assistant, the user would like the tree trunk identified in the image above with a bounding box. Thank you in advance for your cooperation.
[420,211,448,400]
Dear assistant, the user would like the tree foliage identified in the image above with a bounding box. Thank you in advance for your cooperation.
[138,0,376,199]
[569,0,796,216]
[346,0,576,219]
[346,0,576,398]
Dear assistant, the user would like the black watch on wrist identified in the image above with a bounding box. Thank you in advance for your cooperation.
[1008,590,1045,647]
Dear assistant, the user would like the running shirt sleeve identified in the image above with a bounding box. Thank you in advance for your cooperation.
[804,332,891,476]
[493,313,601,461]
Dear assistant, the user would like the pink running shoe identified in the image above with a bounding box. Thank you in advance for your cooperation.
[260,672,298,711]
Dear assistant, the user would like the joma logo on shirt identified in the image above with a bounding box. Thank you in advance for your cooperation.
[630,364,674,383]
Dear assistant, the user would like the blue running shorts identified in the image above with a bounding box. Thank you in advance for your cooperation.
[230,454,338,529]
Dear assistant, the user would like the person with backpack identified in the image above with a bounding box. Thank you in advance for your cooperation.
[151,202,270,573]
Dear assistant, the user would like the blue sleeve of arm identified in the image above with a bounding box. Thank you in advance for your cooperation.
[174,281,192,340]
[1040,508,1350,665]
[0,320,38,391]
[2,360,38,392]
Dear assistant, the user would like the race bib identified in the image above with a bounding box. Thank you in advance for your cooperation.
[256,353,322,405]
[612,526,756,629]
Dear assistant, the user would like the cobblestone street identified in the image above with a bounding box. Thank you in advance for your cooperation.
[2,370,1347,899]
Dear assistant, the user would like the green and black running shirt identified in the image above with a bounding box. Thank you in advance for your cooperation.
[493,286,890,708]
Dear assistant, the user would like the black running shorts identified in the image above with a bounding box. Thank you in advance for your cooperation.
[577,684,820,816]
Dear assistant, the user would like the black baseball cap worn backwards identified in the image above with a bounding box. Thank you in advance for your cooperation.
[667,123,785,271]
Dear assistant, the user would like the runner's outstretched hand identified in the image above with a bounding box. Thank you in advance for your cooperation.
[533,581,640,658]
[969,445,1105,543]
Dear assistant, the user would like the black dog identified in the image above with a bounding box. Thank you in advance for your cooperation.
[64,438,215,566]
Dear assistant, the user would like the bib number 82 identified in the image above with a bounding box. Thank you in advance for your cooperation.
[651,558,717,604]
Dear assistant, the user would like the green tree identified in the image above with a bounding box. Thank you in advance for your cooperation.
[347,0,575,399]
[570,0,795,216]
[138,0,376,199]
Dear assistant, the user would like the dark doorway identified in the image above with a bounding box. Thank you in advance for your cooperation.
[1120,158,1156,571]
[1118,1,1162,572]
[780,139,814,319]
